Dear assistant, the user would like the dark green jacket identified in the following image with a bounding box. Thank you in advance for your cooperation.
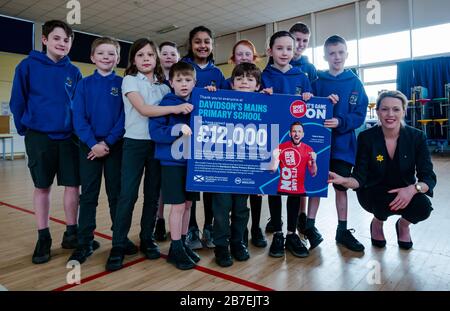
[352,125,437,197]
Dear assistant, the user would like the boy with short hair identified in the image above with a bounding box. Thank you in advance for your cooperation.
[149,61,200,270]
[306,35,368,252]
[69,37,138,264]
[211,63,267,267]
[289,22,318,83]
[10,20,82,264]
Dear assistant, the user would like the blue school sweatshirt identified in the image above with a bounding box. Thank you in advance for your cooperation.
[290,55,318,83]
[181,57,227,89]
[149,93,191,167]
[72,70,125,148]
[312,69,369,165]
[261,64,311,95]
[10,50,82,139]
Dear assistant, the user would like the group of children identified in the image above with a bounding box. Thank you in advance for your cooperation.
[10,19,368,271]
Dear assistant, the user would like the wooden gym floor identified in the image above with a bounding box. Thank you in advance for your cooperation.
[0,157,449,291]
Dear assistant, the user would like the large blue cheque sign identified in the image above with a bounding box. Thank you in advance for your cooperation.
[186,88,333,197]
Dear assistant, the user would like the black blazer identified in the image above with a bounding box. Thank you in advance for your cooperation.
[351,125,437,197]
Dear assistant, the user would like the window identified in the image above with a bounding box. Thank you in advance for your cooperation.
[359,31,410,65]
[363,66,397,83]
[412,23,450,58]
[364,83,397,104]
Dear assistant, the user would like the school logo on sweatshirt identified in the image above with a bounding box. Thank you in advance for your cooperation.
[349,92,359,105]
[65,77,73,87]
[110,87,119,96]
[295,86,303,95]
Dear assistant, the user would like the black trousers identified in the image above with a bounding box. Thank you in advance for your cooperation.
[357,185,433,224]
[112,138,161,248]
[77,140,122,245]
[212,193,249,247]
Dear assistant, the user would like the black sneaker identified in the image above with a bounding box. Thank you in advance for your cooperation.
[304,226,324,250]
[297,213,307,234]
[154,218,167,241]
[230,242,250,261]
[336,228,365,252]
[167,240,196,270]
[32,237,52,264]
[214,246,233,267]
[105,247,125,271]
[251,227,267,248]
[68,244,94,264]
[125,239,138,255]
[269,232,285,258]
[285,233,309,257]
[61,231,78,249]
[140,239,160,259]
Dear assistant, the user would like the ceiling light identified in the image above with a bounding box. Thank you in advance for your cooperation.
[156,25,179,34]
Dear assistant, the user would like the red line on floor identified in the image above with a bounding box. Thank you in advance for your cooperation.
[1,200,275,291]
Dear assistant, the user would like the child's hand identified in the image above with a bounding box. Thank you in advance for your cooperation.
[328,94,339,104]
[302,92,313,101]
[260,87,273,95]
[174,103,194,114]
[205,85,217,92]
[181,124,192,136]
[88,142,109,160]
[324,118,339,128]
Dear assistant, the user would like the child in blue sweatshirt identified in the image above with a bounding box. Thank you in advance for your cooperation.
[261,31,312,259]
[69,37,132,264]
[182,26,227,251]
[149,61,200,270]
[10,20,82,264]
[289,22,318,83]
[305,35,369,252]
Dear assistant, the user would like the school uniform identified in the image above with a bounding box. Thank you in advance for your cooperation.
[149,93,199,205]
[10,50,82,188]
[290,55,318,83]
[72,70,125,246]
[312,69,369,190]
[261,64,312,232]
[111,73,170,249]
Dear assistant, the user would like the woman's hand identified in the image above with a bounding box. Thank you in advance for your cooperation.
[388,185,416,211]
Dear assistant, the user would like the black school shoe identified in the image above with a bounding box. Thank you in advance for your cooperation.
[269,232,285,258]
[181,236,200,263]
[140,239,160,259]
[214,246,233,267]
[32,237,52,264]
[304,226,324,250]
[105,247,125,271]
[68,240,100,264]
[125,239,138,255]
[167,240,196,270]
[251,227,267,248]
[335,228,365,252]
[285,233,309,258]
[230,242,250,261]
[61,231,78,249]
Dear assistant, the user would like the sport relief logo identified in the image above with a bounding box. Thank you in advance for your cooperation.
[290,100,307,118]
[279,148,301,192]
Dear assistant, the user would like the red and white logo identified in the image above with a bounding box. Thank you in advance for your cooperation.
[290,100,307,118]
